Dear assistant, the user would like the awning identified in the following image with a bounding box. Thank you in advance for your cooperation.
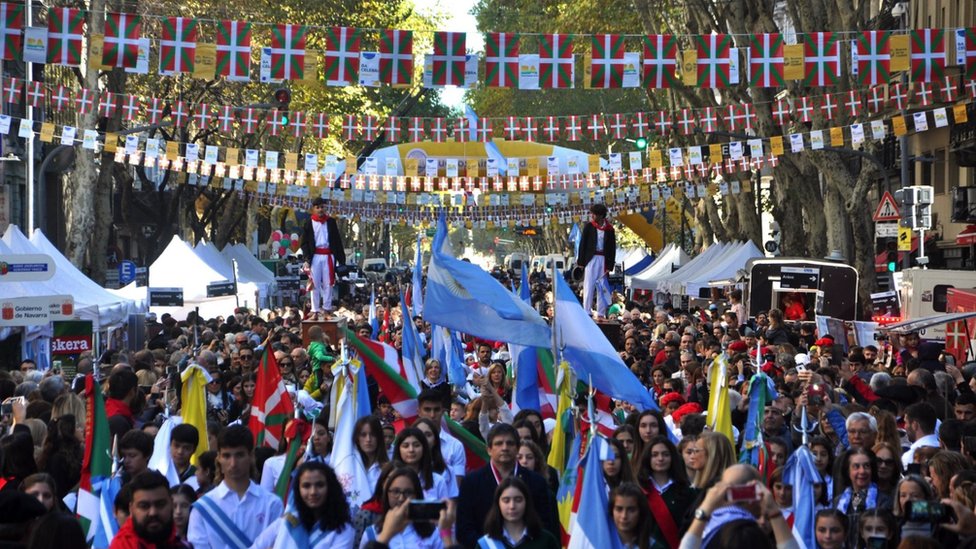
[879,312,976,334]
[874,236,921,272]
[957,225,976,246]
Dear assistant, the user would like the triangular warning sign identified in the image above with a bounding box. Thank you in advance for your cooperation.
[873,191,901,222]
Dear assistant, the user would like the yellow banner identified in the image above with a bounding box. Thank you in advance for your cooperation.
[681,50,697,85]
[955,103,969,124]
[39,122,55,143]
[709,143,723,162]
[783,44,805,80]
[770,136,784,156]
[892,115,908,137]
[89,35,109,71]
[588,154,600,173]
[889,35,910,72]
[104,132,118,153]
[225,147,239,165]
[166,142,180,161]
[830,127,844,146]
[193,43,217,80]
[649,149,663,168]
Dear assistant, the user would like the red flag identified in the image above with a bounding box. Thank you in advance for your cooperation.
[216,20,251,81]
[485,32,519,88]
[324,26,361,85]
[249,348,294,449]
[103,12,141,68]
[0,2,22,61]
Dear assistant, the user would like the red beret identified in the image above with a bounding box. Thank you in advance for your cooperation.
[659,391,686,408]
[728,340,748,353]
[672,402,703,424]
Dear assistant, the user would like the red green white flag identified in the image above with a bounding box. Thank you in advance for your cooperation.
[345,329,419,422]
[379,30,413,85]
[0,3,23,61]
[590,34,626,88]
[749,33,784,88]
[270,24,307,81]
[910,28,946,82]
[51,85,71,111]
[431,32,466,86]
[642,34,677,88]
[218,105,235,132]
[1,76,20,104]
[695,33,733,88]
[74,88,94,114]
[216,20,252,81]
[193,103,211,129]
[25,81,44,108]
[803,32,841,87]
[47,7,84,66]
[248,347,295,449]
[97,92,117,118]
[324,26,361,86]
[102,12,141,68]
[962,28,976,79]
[854,31,891,86]
[171,100,188,126]
[540,34,574,88]
[291,111,306,138]
[312,113,329,139]
[159,17,197,75]
[485,32,519,88]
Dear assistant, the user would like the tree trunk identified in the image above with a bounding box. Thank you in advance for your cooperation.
[823,181,850,260]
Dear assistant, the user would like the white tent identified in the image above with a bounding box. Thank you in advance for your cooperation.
[194,240,266,307]
[221,243,276,286]
[29,228,145,321]
[149,236,249,318]
[2,225,132,329]
[629,244,692,290]
[652,242,731,294]
[677,241,763,296]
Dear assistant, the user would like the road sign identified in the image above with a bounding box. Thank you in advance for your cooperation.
[780,266,820,290]
[875,222,899,238]
[0,254,55,282]
[873,191,901,222]
[148,288,184,307]
[898,226,912,251]
[118,260,137,285]
[206,280,237,298]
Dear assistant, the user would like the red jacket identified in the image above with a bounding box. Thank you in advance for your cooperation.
[109,517,185,549]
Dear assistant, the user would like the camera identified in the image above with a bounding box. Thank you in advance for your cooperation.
[873,333,888,342]
[726,484,760,503]
[408,500,446,522]
[906,500,951,523]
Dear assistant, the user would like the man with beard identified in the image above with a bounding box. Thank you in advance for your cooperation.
[110,471,183,548]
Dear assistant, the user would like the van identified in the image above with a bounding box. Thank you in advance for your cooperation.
[503,252,530,272]
[530,254,568,275]
[897,268,976,340]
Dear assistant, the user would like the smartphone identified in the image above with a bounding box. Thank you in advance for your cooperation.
[866,536,887,549]
[726,484,760,503]
[0,398,12,416]
[906,500,950,523]
[408,500,446,522]
[906,463,922,476]
[796,362,807,373]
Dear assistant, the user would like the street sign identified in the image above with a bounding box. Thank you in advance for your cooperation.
[118,260,137,285]
[898,226,913,251]
[135,267,148,287]
[0,254,55,282]
[0,295,74,326]
[148,288,184,307]
[206,280,237,298]
[780,266,820,290]
[875,222,899,238]
[873,191,901,222]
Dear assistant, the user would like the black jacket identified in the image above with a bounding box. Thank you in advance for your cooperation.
[456,465,558,549]
[576,221,616,269]
[300,217,346,265]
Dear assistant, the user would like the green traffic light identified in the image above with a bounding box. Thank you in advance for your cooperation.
[635,137,648,150]
[887,261,896,272]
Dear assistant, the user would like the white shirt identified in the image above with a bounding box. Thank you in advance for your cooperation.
[902,433,940,468]
[260,454,288,494]
[250,516,355,549]
[423,471,451,500]
[358,524,443,549]
[440,429,467,479]
[596,225,606,252]
[313,219,330,248]
[188,480,284,549]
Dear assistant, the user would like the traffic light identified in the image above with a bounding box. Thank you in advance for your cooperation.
[887,251,897,272]
[634,137,648,150]
[273,88,291,126]
[895,185,934,230]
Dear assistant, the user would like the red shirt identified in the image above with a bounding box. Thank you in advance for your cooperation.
[109,518,185,549]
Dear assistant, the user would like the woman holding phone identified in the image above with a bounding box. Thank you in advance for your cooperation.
[360,466,450,549]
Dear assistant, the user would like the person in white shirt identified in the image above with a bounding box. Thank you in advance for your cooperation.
[188,425,284,549]
[300,198,346,317]
[251,461,355,549]
[392,427,450,500]
[576,204,616,319]
[902,402,940,468]
[417,390,466,481]
[360,466,450,549]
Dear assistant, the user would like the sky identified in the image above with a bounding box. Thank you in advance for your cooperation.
[417,0,483,108]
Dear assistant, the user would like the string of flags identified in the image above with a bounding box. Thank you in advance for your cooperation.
[3,96,965,223]
[9,73,976,143]
[5,5,976,89]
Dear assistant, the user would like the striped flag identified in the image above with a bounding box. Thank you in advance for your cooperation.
[445,416,488,472]
[706,353,733,443]
[328,355,371,505]
[567,437,623,549]
[345,328,418,422]
[248,348,294,449]
[76,375,117,545]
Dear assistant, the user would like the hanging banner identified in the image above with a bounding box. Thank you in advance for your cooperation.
[50,320,94,379]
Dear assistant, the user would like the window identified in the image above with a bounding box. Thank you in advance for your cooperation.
[934,284,953,312]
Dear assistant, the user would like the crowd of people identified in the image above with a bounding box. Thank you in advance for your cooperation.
[5,256,976,549]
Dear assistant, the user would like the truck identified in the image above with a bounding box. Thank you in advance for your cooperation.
[896,269,976,341]
[946,287,976,363]
[744,258,859,321]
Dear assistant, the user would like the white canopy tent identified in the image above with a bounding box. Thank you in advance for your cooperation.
[628,244,692,290]
[651,242,731,294]
[671,241,763,296]
[222,243,276,285]
[3,225,134,329]
[149,236,250,318]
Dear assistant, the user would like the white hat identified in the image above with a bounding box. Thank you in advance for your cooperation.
[794,353,811,366]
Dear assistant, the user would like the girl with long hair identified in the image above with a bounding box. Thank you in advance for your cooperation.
[815,509,848,549]
[692,432,735,489]
[362,466,444,549]
[627,410,664,472]
[171,484,196,543]
[810,436,836,501]
[603,437,636,490]
[609,482,652,549]
[857,509,896,549]
[37,414,81,499]
[517,440,556,495]
[871,442,902,499]
[253,461,354,548]
[355,416,389,490]
[392,427,449,500]
[20,473,60,513]
[413,418,457,498]
[636,436,694,549]
[480,476,559,549]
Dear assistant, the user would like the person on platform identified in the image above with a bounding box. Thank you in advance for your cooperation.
[576,204,616,319]
[301,198,346,319]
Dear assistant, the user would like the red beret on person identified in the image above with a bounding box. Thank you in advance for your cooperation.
[728,340,748,353]
[659,391,686,409]
[671,402,703,425]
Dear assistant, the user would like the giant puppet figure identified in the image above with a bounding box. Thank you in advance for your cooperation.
[300,198,346,317]
[576,203,616,318]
